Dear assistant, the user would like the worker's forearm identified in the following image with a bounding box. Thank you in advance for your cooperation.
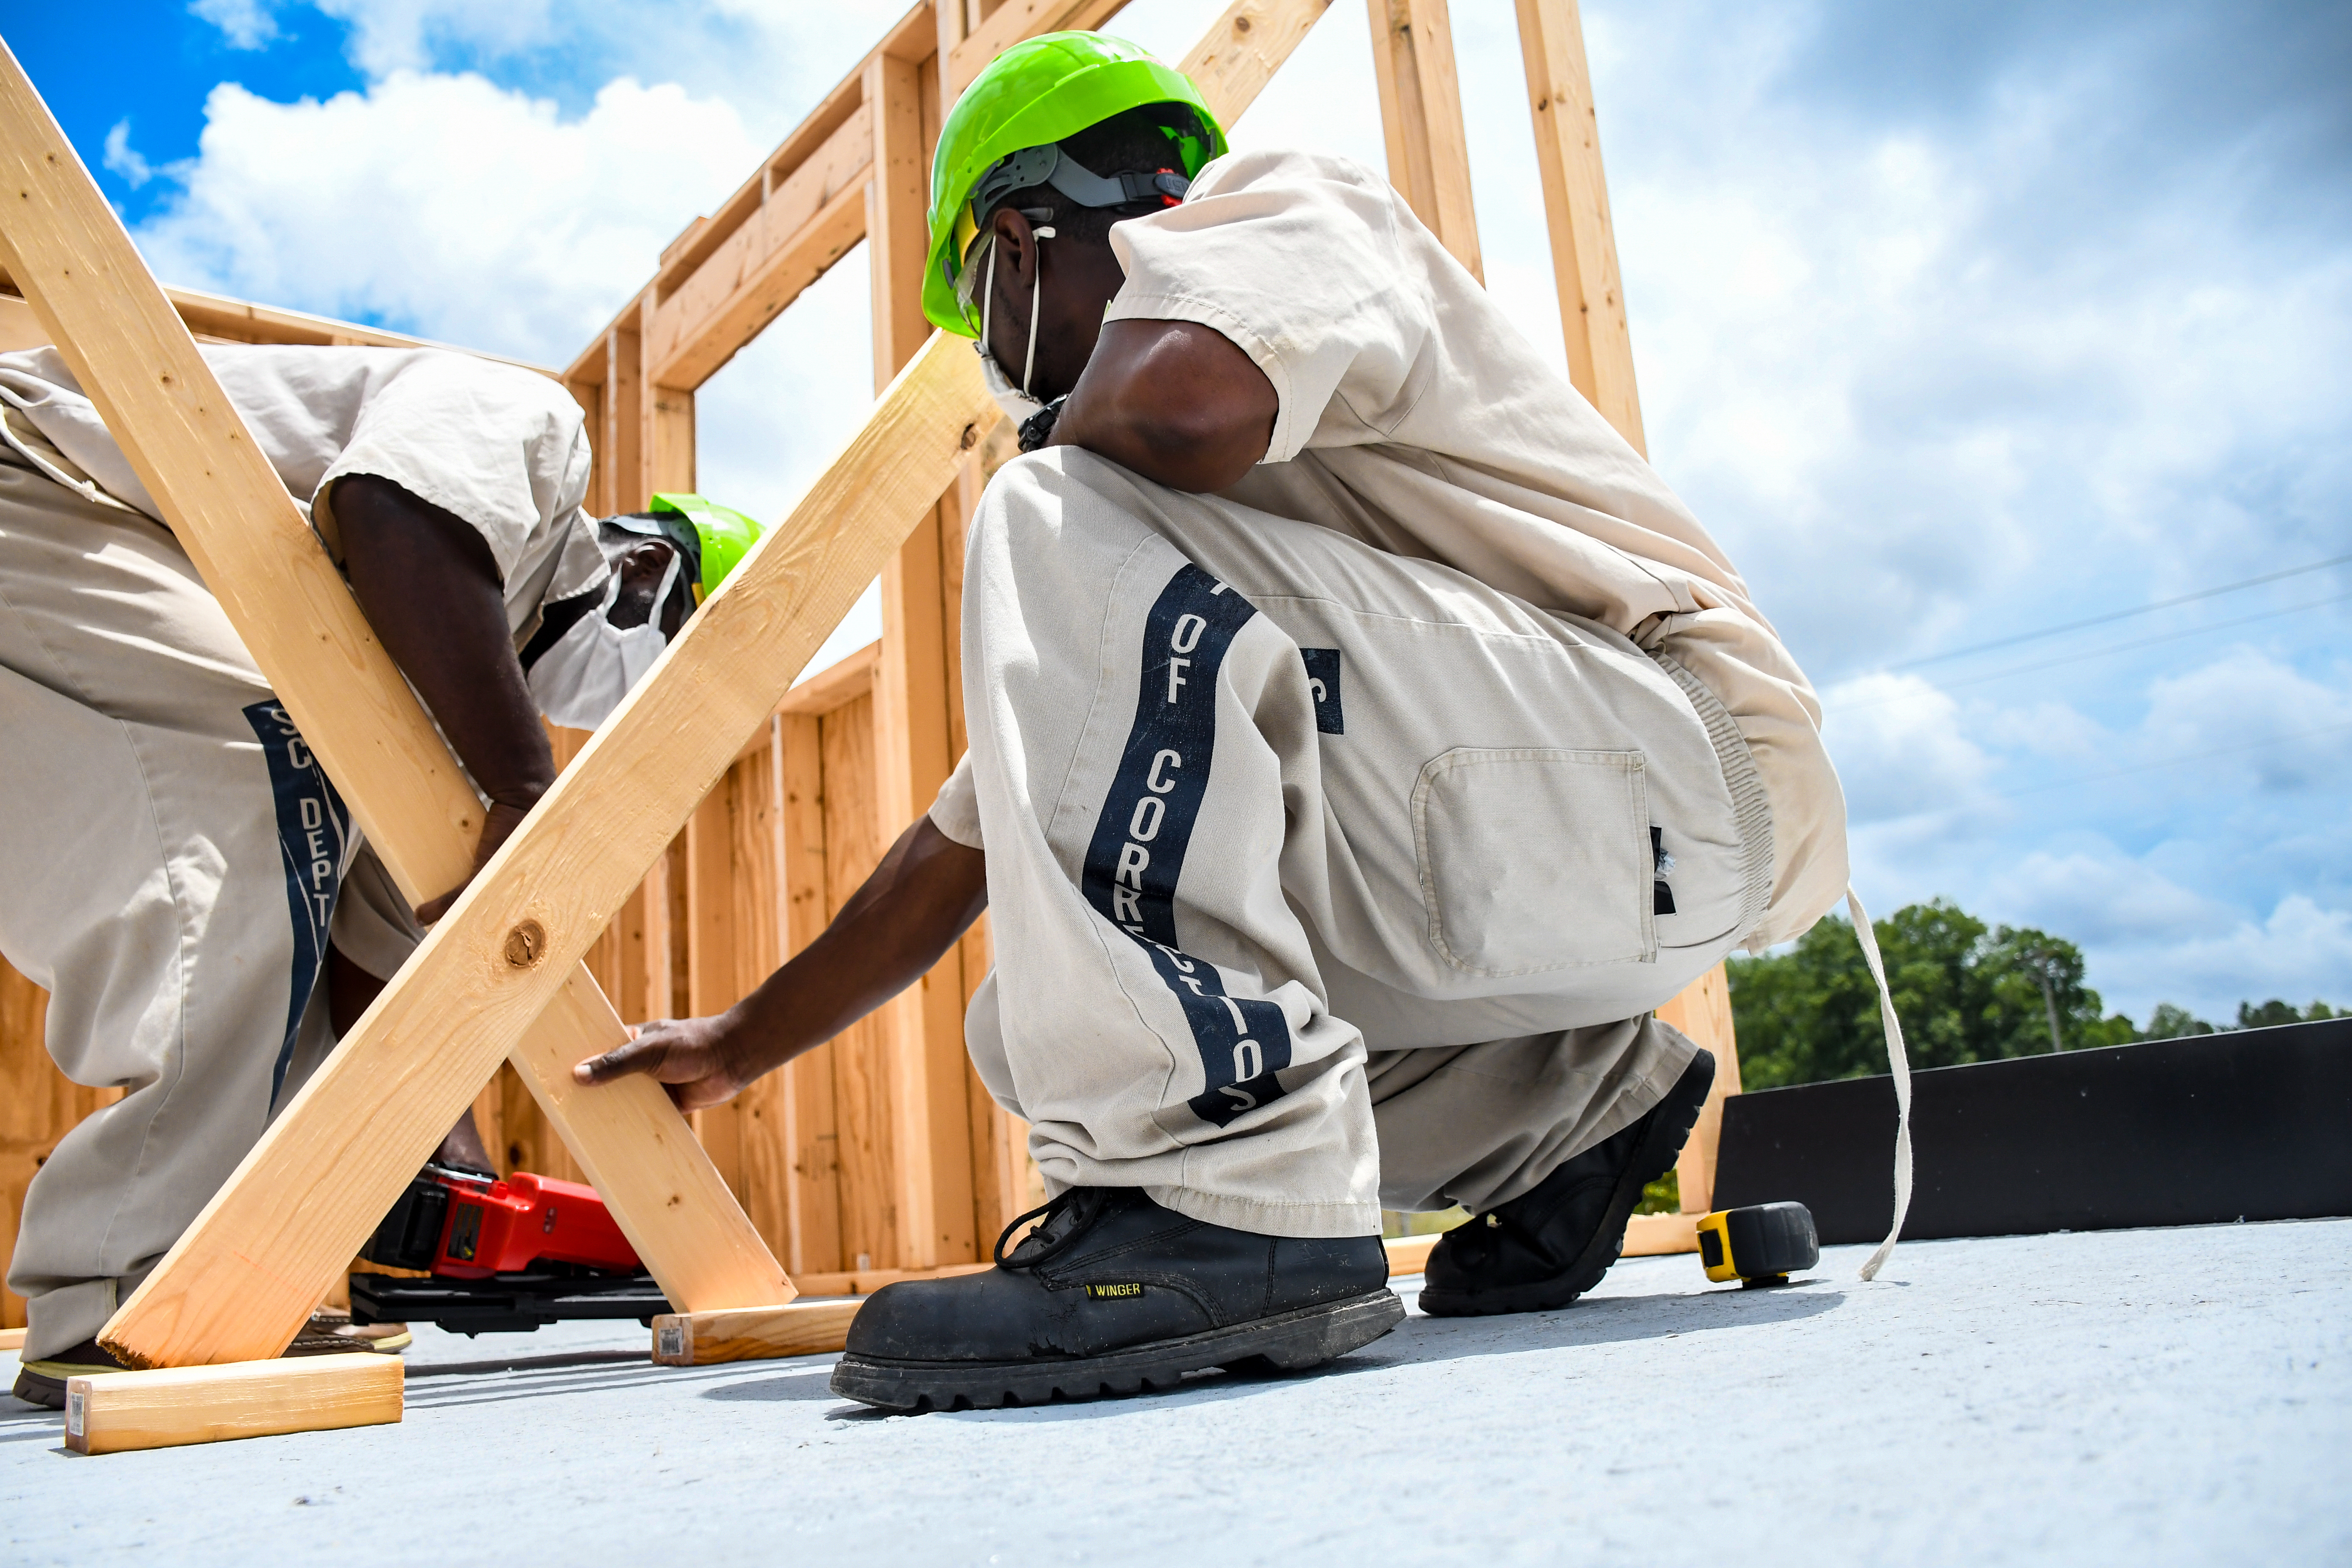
[334,474,555,812]
[718,816,988,1084]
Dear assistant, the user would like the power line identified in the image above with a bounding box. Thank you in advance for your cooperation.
[1886,551,2352,672]
[1998,718,2352,799]
[1834,590,2352,713]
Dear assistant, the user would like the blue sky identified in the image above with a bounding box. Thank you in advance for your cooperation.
[16,0,2352,1026]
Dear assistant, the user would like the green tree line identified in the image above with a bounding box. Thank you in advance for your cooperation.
[1723,897,2339,1091]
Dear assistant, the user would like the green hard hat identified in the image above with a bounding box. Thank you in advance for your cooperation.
[648,492,765,601]
[924,31,1226,338]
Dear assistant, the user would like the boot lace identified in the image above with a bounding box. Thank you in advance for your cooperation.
[992,1188,1109,1269]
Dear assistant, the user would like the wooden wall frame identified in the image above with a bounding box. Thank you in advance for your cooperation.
[0,0,1738,1395]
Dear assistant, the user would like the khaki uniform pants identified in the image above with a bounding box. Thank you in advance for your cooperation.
[954,451,1773,1239]
[0,461,412,1358]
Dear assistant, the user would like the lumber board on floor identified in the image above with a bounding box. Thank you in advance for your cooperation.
[0,1326,24,1352]
[1384,1233,1440,1276]
[651,1301,865,1365]
[1382,1212,1700,1278]
[63,1354,401,1456]
[1624,1211,1699,1256]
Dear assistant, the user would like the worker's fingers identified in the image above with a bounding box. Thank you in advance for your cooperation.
[572,1021,738,1116]
[572,1025,673,1085]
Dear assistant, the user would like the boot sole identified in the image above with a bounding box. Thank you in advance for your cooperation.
[829,1288,1406,1413]
[1418,1049,1718,1318]
[11,1367,68,1410]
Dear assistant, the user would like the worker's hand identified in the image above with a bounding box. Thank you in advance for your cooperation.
[572,1014,746,1112]
[415,797,539,926]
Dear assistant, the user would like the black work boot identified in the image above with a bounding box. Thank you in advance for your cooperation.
[9,1339,128,1410]
[10,1312,410,1410]
[831,1187,1402,1412]
[1418,1048,1716,1318]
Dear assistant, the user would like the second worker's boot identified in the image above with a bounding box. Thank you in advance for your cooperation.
[831,1187,1402,1413]
[1416,1048,1717,1318]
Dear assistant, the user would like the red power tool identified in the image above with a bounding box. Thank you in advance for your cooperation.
[351,1164,669,1335]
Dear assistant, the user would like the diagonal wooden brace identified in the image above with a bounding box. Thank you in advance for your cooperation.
[0,0,1333,1372]
[0,39,789,1360]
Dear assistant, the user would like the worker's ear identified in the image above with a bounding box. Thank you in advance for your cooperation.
[991,206,1042,287]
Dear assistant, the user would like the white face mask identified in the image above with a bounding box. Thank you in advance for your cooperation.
[527,551,680,730]
[970,226,1055,423]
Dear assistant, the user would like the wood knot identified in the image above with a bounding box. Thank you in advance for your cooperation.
[1233,14,1252,32]
[959,421,978,450]
[503,919,548,969]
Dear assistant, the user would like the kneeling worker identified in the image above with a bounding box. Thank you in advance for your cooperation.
[581,33,1849,1410]
[0,338,760,1407]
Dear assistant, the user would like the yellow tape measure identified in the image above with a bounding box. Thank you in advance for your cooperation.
[1695,1201,1820,1286]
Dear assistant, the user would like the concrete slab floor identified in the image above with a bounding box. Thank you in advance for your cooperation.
[3,1219,2344,1567]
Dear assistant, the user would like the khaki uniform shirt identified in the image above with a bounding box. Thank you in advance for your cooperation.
[0,344,604,643]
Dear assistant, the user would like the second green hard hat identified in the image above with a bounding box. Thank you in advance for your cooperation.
[923,32,1227,338]
[647,492,765,601]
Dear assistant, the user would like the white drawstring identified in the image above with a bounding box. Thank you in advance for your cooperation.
[1022,225,1054,398]
[1847,885,1913,1281]
[975,221,1056,400]
[980,236,995,350]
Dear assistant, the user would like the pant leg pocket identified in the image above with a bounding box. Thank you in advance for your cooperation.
[1411,746,1655,977]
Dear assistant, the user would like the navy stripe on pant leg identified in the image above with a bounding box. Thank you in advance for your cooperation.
[244,701,352,1103]
[1080,564,1293,1129]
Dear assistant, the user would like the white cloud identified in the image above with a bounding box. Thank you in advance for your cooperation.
[1983,844,2229,947]
[133,71,762,364]
[102,121,152,189]
[190,0,280,50]
[1819,671,2000,821]
[2098,894,2352,1022]
[2135,647,2352,793]
[309,0,557,76]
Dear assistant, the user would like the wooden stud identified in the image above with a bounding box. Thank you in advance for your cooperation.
[648,108,874,390]
[866,51,934,393]
[686,785,743,1192]
[3,956,125,1331]
[822,686,903,1271]
[603,319,646,512]
[945,0,1128,102]
[776,709,844,1277]
[727,722,792,1250]
[1364,0,1483,281]
[1661,963,1743,1215]
[870,40,978,1264]
[1511,0,1743,1149]
[64,1354,401,1456]
[1511,0,1644,455]
[650,1299,862,1366]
